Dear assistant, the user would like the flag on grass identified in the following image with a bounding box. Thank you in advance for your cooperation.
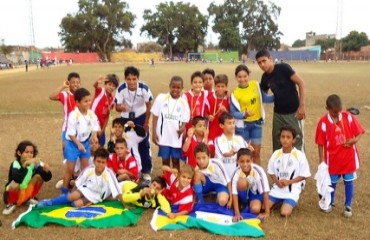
[12,201,144,229]
[150,203,265,237]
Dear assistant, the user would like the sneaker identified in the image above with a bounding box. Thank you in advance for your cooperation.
[36,199,53,208]
[2,204,16,215]
[321,204,333,213]
[55,179,63,189]
[26,198,39,205]
[343,206,353,218]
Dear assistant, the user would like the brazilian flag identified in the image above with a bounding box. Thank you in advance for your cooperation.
[12,201,144,229]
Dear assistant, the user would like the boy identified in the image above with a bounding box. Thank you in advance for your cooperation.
[121,176,171,214]
[49,72,81,156]
[232,148,270,221]
[151,76,190,171]
[214,112,251,178]
[193,143,232,208]
[315,94,364,217]
[91,74,119,146]
[108,138,139,183]
[162,165,194,218]
[255,49,305,151]
[205,74,230,142]
[182,116,211,168]
[202,68,215,92]
[266,125,311,217]
[183,71,208,133]
[37,148,121,208]
[115,66,153,183]
[62,88,100,194]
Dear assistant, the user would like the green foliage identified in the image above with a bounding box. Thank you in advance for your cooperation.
[315,38,336,52]
[292,39,306,48]
[58,0,135,61]
[341,31,369,52]
[137,42,163,53]
[0,44,13,55]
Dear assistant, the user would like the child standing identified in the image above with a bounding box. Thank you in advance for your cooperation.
[91,74,119,146]
[205,74,230,143]
[151,76,190,171]
[232,148,270,221]
[193,143,232,208]
[3,141,52,215]
[202,68,215,92]
[37,148,121,208]
[162,165,195,218]
[315,94,364,217]
[266,125,311,217]
[62,88,100,194]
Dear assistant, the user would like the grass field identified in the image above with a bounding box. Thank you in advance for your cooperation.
[0,61,369,239]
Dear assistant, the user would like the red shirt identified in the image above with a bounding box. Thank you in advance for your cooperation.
[315,112,364,175]
[108,152,139,181]
[184,90,208,131]
[183,136,214,168]
[91,87,114,129]
[162,171,194,213]
[58,91,76,131]
[205,92,230,141]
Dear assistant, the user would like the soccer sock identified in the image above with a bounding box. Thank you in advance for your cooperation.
[7,190,19,204]
[344,180,354,207]
[50,194,70,206]
[193,184,204,203]
[61,187,69,194]
[31,183,43,198]
[330,182,337,205]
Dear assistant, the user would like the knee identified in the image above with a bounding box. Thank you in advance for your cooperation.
[217,194,229,207]
[280,208,292,217]
[250,205,261,215]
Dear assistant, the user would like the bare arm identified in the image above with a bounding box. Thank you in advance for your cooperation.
[318,144,325,163]
[291,73,305,120]
[144,101,152,132]
[49,81,69,100]
[152,115,159,145]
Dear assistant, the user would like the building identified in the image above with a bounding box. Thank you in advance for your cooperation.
[306,31,336,47]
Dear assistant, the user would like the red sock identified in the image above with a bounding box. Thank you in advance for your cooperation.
[6,190,19,204]
[32,183,43,198]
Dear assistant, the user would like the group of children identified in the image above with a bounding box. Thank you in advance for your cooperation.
[3,51,365,222]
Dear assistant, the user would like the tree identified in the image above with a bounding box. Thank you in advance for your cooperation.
[292,39,305,48]
[141,2,207,58]
[341,31,369,52]
[0,44,13,55]
[315,38,336,52]
[208,0,282,53]
[137,42,163,53]
[58,0,134,61]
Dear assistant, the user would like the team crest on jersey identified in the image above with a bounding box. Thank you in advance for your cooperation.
[176,106,181,112]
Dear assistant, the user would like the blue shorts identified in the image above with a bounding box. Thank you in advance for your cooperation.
[238,190,263,204]
[98,132,106,147]
[330,172,357,183]
[158,146,182,160]
[202,176,229,195]
[235,120,263,145]
[269,195,297,208]
[64,140,91,162]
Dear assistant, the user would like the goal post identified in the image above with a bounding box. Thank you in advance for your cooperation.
[187,52,219,62]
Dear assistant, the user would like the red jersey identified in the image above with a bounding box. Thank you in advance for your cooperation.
[108,152,139,181]
[58,91,76,131]
[162,171,194,213]
[183,135,214,168]
[315,112,365,175]
[183,90,208,131]
[91,87,114,129]
[205,92,230,141]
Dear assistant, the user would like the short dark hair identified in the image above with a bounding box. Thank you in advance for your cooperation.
[192,115,206,126]
[214,74,228,85]
[219,112,234,125]
[255,49,271,59]
[194,142,210,156]
[170,75,183,86]
[235,64,251,76]
[74,88,90,102]
[67,72,80,81]
[280,125,297,139]
[124,66,140,78]
[191,71,204,83]
[15,140,38,161]
[152,176,167,189]
[326,94,342,109]
[112,117,126,127]
[106,74,119,88]
[115,137,127,147]
[94,147,110,160]
[202,68,215,78]
[237,148,253,160]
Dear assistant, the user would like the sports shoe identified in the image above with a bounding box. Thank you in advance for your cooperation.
[343,206,353,218]
[55,179,63,189]
[26,198,39,205]
[321,204,333,213]
[2,204,16,215]
[36,199,53,208]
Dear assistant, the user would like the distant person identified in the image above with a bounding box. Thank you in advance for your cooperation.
[24,60,28,72]
[256,49,305,152]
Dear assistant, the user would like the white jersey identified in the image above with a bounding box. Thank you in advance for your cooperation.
[66,109,100,142]
[115,81,153,118]
[200,158,230,186]
[267,147,311,202]
[76,165,121,203]
[151,93,190,148]
[231,164,270,195]
[214,134,247,178]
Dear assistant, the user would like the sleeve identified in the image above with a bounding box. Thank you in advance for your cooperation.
[34,165,52,182]
[315,118,326,145]
[66,111,77,137]
[214,137,224,159]
[261,90,274,103]
[162,171,173,185]
[230,92,245,120]
[10,162,28,184]
[127,156,139,180]
[144,84,153,102]
[133,125,146,138]
[267,152,276,175]
[114,85,124,105]
[298,152,311,178]
[122,189,142,204]
[94,87,103,97]
[231,171,239,195]
[157,194,171,214]
[75,167,89,188]
[215,160,231,184]
[150,94,162,117]
[91,111,101,132]
[208,140,215,157]
[57,91,65,104]
[256,167,270,193]
[282,63,295,78]
[180,99,191,123]
[107,155,117,173]
[260,76,269,93]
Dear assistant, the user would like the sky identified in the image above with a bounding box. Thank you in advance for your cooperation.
[0,0,369,49]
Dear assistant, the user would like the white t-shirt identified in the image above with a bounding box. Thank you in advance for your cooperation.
[115,82,153,118]
[214,134,247,178]
[231,164,270,195]
[66,109,100,142]
[151,93,190,148]
[200,158,231,186]
[267,147,311,202]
